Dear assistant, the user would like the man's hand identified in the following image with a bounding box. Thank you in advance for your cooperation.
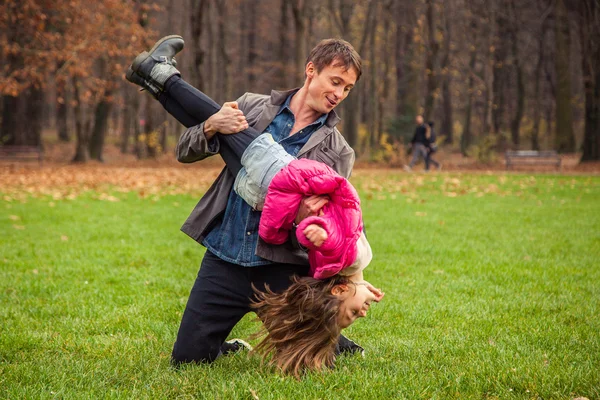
[203,101,249,139]
[303,224,328,247]
[295,195,329,225]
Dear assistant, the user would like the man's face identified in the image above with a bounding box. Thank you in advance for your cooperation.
[416,116,424,125]
[305,61,358,114]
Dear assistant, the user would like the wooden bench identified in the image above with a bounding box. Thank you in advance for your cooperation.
[0,145,43,166]
[505,150,561,170]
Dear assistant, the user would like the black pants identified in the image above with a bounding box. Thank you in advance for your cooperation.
[425,148,440,170]
[159,75,259,176]
[171,251,309,364]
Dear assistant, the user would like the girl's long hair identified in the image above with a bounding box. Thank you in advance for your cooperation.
[251,275,349,378]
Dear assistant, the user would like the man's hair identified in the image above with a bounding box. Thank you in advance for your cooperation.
[306,38,362,81]
[251,275,350,378]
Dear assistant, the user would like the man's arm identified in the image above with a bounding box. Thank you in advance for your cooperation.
[176,97,250,163]
[335,145,356,179]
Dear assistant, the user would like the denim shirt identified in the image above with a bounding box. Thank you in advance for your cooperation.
[203,94,328,266]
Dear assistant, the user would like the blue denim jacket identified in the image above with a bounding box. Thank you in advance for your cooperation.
[203,94,328,266]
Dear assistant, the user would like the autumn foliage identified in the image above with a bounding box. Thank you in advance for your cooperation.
[0,0,151,97]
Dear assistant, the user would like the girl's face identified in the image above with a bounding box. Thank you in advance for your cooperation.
[333,283,377,328]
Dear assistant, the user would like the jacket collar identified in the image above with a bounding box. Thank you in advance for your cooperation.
[268,88,341,127]
[253,88,343,157]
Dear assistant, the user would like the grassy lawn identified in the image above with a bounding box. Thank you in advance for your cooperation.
[1,171,599,399]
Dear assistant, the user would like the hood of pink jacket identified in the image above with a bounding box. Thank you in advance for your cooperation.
[259,159,362,279]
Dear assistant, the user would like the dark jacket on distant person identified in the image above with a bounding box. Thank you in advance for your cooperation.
[411,124,429,146]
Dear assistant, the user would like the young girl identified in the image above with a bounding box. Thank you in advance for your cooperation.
[127,35,384,376]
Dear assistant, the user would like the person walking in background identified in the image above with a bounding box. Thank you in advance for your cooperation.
[404,115,429,171]
[425,121,441,171]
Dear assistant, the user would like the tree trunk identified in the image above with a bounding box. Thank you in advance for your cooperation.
[508,0,524,148]
[25,86,44,148]
[89,57,113,162]
[1,94,19,145]
[367,5,378,154]
[440,0,453,144]
[580,65,600,161]
[579,0,600,161]
[216,0,230,102]
[145,100,157,158]
[461,47,477,156]
[423,0,439,121]
[121,85,135,154]
[376,1,393,150]
[247,1,258,88]
[332,0,374,149]
[532,13,548,151]
[291,0,307,81]
[190,0,209,89]
[492,4,508,136]
[278,0,290,88]
[532,51,543,151]
[554,0,575,152]
[56,78,70,142]
[72,77,90,163]
[206,1,216,97]
[394,2,410,118]
[89,91,112,162]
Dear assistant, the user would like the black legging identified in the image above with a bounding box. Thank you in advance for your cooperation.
[158,75,260,175]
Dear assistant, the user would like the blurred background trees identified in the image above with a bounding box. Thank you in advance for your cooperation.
[1,0,599,163]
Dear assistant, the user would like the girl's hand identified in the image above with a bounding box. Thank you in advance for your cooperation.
[303,224,328,247]
[363,280,385,302]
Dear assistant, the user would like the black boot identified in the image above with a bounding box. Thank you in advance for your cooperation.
[130,35,184,90]
[125,67,162,98]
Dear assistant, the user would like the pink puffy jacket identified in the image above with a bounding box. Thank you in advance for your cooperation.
[259,158,363,279]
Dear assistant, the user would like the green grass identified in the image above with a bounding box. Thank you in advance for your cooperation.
[1,172,599,399]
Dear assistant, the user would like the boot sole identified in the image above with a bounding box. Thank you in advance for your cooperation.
[131,34,184,73]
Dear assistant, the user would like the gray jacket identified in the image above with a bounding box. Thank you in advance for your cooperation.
[176,88,355,265]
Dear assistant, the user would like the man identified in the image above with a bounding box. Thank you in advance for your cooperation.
[144,38,364,364]
[404,114,429,171]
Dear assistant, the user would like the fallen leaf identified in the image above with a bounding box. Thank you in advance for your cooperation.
[13,225,25,230]
[249,389,259,400]
[9,215,20,221]
[415,212,427,217]
[61,235,69,241]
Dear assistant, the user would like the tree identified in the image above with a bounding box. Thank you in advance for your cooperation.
[578,0,600,161]
[508,0,524,148]
[0,0,149,162]
[423,0,440,121]
[328,0,376,150]
[439,0,454,144]
[554,0,575,152]
[492,1,508,137]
